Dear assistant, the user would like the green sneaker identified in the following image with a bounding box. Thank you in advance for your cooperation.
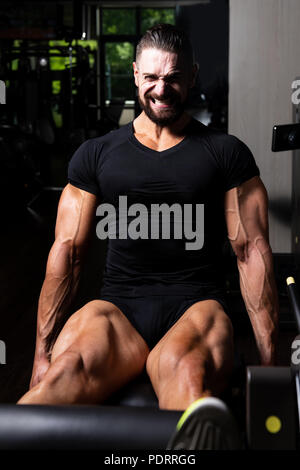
[167,397,241,450]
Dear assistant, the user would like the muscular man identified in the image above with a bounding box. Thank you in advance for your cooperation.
[18,24,279,450]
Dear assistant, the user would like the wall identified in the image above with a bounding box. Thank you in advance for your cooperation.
[177,0,229,124]
[229,0,300,253]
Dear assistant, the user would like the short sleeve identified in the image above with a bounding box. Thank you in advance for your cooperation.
[222,136,260,191]
[67,140,101,195]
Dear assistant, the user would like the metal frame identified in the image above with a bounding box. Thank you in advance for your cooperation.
[292,82,300,264]
[85,1,209,6]
[84,4,177,121]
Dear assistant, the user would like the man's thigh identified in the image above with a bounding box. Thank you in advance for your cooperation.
[146,299,234,391]
[51,299,150,385]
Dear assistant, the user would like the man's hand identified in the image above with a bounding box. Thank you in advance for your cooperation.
[29,356,50,389]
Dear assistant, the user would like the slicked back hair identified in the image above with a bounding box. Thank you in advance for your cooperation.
[135,23,194,69]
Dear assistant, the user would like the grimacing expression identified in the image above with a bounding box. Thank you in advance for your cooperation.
[133,48,196,126]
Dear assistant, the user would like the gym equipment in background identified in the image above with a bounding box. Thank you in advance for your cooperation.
[0,40,103,223]
[246,277,300,450]
[272,123,300,152]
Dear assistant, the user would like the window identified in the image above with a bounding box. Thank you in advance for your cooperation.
[105,42,134,101]
[141,8,175,33]
[93,6,176,125]
[103,9,136,35]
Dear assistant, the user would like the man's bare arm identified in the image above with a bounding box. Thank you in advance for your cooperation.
[224,176,279,365]
[31,184,99,387]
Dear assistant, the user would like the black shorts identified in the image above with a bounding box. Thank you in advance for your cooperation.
[100,293,229,350]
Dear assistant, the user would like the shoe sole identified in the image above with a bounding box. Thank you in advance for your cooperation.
[166,397,241,450]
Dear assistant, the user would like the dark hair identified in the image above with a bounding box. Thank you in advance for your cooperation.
[136,23,194,67]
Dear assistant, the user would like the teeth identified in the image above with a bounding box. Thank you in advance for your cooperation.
[152,99,169,104]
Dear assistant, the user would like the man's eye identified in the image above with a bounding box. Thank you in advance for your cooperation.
[166,75,180,83]
[145,76,156,81]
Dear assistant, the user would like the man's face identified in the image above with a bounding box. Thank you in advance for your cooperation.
[133,48,196,126]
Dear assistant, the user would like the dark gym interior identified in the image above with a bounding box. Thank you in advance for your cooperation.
[0,0,299,452]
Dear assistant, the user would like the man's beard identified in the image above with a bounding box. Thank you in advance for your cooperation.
[138,91,187,126]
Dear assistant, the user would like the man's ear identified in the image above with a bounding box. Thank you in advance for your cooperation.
[133,62,139,87]
[190,63,199,88]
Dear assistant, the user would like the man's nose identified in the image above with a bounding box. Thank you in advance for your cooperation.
[154,78,168,96]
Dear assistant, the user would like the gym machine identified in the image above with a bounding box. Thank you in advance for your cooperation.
[246,118,300,450]
[0,361,243,450]
[246,277,300,450]
[0,40,100,223]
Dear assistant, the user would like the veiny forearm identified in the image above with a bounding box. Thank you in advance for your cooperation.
[35,240,82,359]
[237,237,279,365]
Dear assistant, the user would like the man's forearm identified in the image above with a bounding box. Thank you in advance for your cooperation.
[34,239,81,360]
[237,236,279,365]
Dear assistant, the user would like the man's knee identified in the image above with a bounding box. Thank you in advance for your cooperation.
[149,332,232,387]
[168,347,208,384]
[46,350,85,385]
[26,350,97,404]
[148,339,202,383]
[150,345,208,409]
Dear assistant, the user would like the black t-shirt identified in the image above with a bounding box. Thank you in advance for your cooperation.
[68,118,260,297]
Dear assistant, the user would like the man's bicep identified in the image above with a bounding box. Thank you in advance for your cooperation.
[224,176,270,259]
[55,183,99,252]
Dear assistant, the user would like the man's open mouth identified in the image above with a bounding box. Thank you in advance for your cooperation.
[150,97,173,107]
